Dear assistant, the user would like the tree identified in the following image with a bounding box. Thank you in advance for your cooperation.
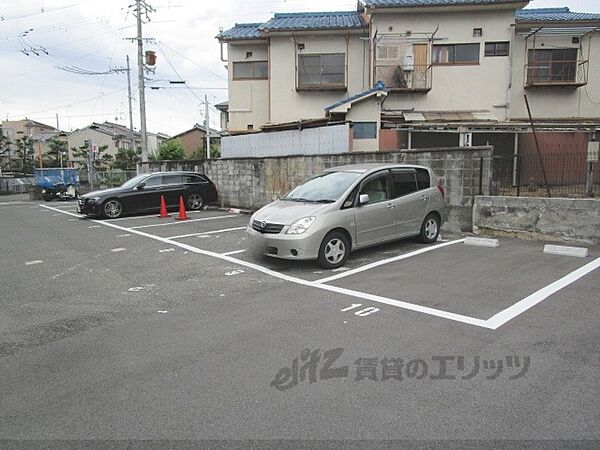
[113,147,142,171]
[14,136,35,174]
[157,138,185,160]
[190,141,221,160]
[71,144,113,170]
[45,138,68,167]
[0,130,12,172]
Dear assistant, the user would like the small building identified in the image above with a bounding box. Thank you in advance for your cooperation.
[1,118,62,159]
[171,124,221,158]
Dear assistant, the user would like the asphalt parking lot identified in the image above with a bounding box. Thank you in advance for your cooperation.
[1,198,599,442]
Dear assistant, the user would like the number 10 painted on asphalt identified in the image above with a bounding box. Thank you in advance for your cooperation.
[341,303,380,316]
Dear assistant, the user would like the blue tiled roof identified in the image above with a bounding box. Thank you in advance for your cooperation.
[516,7,600,22]
[363,0,523,7]
[217,23,263,41]
[325,82,386,112]
[259,11,367,31]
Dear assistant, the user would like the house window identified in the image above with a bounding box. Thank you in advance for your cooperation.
[527,48,578,84]
[298,53,345,89]
[353,122,377,140]
[232,61,268,80]
[485,41,509,57]
[433,43,480,65]
[376,45,400,61]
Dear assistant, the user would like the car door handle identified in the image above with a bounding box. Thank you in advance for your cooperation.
[420,195,428,201]
[386,203,394,209]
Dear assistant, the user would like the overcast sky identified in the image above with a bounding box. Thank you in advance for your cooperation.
[0,0,597,136]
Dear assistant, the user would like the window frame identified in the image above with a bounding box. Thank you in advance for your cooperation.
[390,169,419,199]
[161,174,183,186]
[183,174,208,184]
[358,171,391,205]
[526,48,579,84]
[432,43,481,66]
[415,168,431,190]
[143,175,162,188]
[353,122,378,140]
[232,60,268,80]
[297,52,347,91]
[484,41,510,57]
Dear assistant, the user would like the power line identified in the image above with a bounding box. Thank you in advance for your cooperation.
[0,4,80,22]
[15,88,127,117]
[158,40,226,81]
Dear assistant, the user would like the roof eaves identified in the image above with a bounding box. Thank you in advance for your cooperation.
[362,0,526,9]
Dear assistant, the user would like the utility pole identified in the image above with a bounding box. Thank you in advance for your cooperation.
[587,128,598,197]
[135,0,149,162]
[126,55,135,151]
[204,94,210,160]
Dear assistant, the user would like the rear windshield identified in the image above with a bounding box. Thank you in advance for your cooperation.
[283,171,362,203]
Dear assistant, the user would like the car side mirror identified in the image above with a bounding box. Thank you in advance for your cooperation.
[135,183,145,190]
[359,194,370,205]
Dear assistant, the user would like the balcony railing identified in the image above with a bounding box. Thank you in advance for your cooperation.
[374,64,432,92]
[525,59,589,88]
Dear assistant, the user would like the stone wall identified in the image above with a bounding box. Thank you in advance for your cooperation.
[473,196,600,244]
[138,145,493,232]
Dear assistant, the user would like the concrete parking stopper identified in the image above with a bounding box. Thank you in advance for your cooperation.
[543,245,590,258]
[464,237,500,248]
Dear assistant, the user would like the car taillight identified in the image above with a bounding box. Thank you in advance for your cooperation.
[437,184,445,199]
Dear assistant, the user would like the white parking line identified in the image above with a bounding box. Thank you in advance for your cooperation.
[314,239,466,284]
[0,201,29,206]
[40,204,489,329]
[25,260,43,266]
[221,249,247,256]
[106,210,206,221]
[40,204,600,330]
[485,255,600,329]
[167,226,246,239]
[37,203,76,209]
[128,215,236,229]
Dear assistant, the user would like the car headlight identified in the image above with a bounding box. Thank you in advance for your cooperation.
[89,196,101,203]
[286,216,315,235]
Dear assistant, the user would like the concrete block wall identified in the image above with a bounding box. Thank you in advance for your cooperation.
[138,145,493,232]
[473,196,600,244]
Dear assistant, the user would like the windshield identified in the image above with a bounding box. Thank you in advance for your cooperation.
[283,171,362,203]
[120,174,149,189]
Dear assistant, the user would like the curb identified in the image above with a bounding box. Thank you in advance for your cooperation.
[204,205,253,215]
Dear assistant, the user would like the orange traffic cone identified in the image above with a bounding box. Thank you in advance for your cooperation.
[158,195,170,218]
[175,196,189,221]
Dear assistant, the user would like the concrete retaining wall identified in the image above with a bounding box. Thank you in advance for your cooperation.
[473,196,600,244]
[138,145,493,232]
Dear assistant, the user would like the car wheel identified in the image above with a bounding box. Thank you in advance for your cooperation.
[102,199,123,219]
[187,193,204,210]
[419,213,440,244]
[318,231,350,269]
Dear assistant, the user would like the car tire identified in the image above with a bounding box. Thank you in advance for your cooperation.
[318,231,350,269]
[102,199,123,219]
[187,193,204,210]
[418,213,440,244]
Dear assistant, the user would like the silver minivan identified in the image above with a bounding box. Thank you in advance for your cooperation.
[246,163,446,269]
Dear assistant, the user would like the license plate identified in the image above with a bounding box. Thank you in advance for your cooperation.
[77,205,81,213]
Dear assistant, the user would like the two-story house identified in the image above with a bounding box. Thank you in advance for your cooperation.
[217,0,599,157]
[68,122,170,167]
[1,119,62,165]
